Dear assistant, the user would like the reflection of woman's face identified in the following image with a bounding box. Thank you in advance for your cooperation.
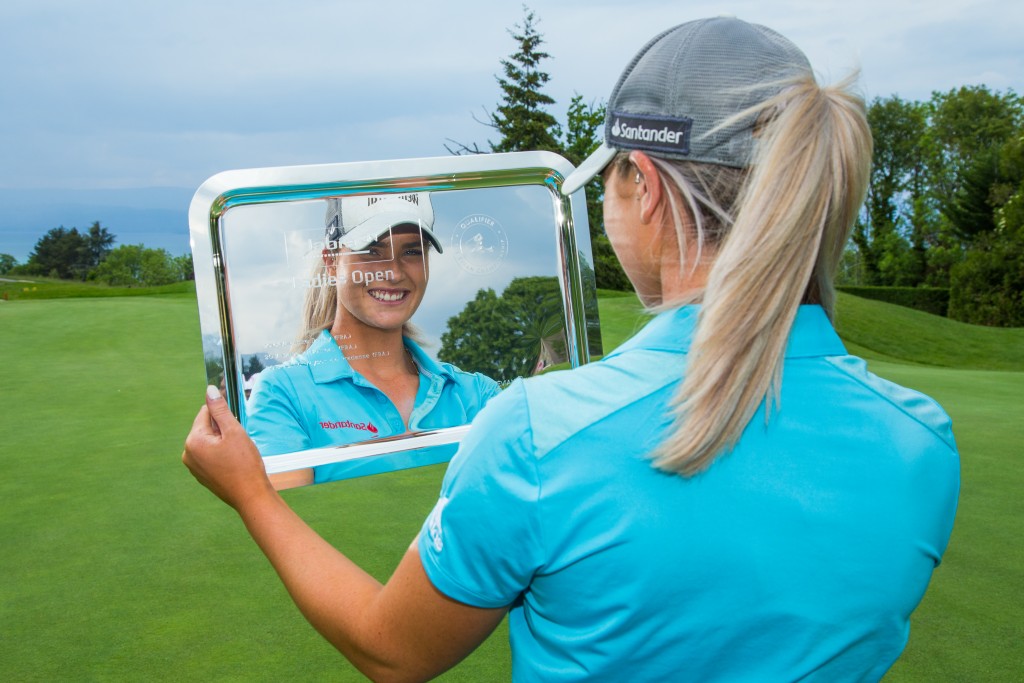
[330,229,430,332]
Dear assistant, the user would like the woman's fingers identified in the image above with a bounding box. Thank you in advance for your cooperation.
[183,387,272,510]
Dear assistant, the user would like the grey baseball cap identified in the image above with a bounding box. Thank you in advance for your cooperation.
[561,17,812,196]
[324,192,443,254]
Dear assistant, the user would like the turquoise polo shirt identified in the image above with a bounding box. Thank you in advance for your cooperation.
[419,305,960,682]
[245,330,499,483]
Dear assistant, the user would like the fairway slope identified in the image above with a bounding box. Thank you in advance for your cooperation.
[834,293,1024,371]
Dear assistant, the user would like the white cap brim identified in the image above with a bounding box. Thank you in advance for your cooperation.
[342,213,443,254]
[560,143,618,196]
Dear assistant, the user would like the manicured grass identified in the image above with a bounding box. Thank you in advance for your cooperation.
[1,290,1021,680]
[0,296,509,681]
[834,292,1024,370]
[870,363,1024,682]
[0,276,195,300]
[595,287,651,351]
[595,288,1024,369]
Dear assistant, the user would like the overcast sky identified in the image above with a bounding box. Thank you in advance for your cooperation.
[0,0,1021,192]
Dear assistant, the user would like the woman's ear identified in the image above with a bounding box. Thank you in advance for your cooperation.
[629,151,664,224]
[322,249,336,274]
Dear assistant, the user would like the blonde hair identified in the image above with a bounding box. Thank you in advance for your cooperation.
[621,72,872,476]
[292,257,338,353]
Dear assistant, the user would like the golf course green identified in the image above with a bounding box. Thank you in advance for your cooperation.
[1,281,1021,680]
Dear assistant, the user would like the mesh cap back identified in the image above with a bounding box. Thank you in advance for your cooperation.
[607,17,811,168]
[562,16,812,195]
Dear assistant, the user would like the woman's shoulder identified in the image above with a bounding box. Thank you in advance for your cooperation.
[822,354,956,453]
[529,347,685,400]
[477,354,684,461]
[435,361,502,401]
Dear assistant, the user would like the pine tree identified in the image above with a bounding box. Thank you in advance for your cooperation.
[84,221,116,268]
[446,7,630,290]
[26,226,89,279]
[489,9,562,153]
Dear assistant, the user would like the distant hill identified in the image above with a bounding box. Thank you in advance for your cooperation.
[0,187,194,262]
[596,289,1024,372]
[834,292,1024,371]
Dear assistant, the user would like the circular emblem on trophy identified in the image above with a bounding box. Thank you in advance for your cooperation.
[451,214,508,275]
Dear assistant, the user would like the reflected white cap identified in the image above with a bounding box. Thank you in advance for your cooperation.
[325,192,443,253]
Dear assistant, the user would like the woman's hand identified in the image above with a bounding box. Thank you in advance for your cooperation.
[180,388,506,680]
[182,386,275,511]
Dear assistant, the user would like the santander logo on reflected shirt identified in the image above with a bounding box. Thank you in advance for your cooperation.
[319,420,379,435]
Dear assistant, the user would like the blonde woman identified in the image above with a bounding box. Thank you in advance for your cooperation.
[245,192,499,487]
[185,17,959,681]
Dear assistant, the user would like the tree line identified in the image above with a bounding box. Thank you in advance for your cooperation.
[439,275,570,383]
[1,221,194,287]
[465,8,1022,327]
[848,87,1023,326]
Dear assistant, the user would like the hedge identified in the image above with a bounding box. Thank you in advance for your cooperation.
[836,286,950,317]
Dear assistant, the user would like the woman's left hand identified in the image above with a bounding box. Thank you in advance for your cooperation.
[180,389,507,680]
[182,386,274,511]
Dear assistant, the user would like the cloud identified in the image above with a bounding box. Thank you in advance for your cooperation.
[0,0,1021,192]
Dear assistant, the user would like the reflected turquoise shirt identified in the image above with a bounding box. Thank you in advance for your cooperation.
[419,305,960,681]
[246,329,499,483]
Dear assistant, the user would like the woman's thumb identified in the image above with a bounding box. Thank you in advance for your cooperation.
[205,385,235,434]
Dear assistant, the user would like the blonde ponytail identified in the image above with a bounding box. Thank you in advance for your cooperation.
[652,72,872,476]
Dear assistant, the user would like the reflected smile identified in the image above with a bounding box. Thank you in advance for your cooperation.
[368,288,409,303]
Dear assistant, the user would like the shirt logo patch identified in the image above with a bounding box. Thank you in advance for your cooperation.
[319,420,379,434]
[426,496,449,553]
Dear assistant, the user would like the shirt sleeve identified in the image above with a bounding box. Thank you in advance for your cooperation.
[245,369,312,457]
[417,380,544,608]
[477,373,502,403]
